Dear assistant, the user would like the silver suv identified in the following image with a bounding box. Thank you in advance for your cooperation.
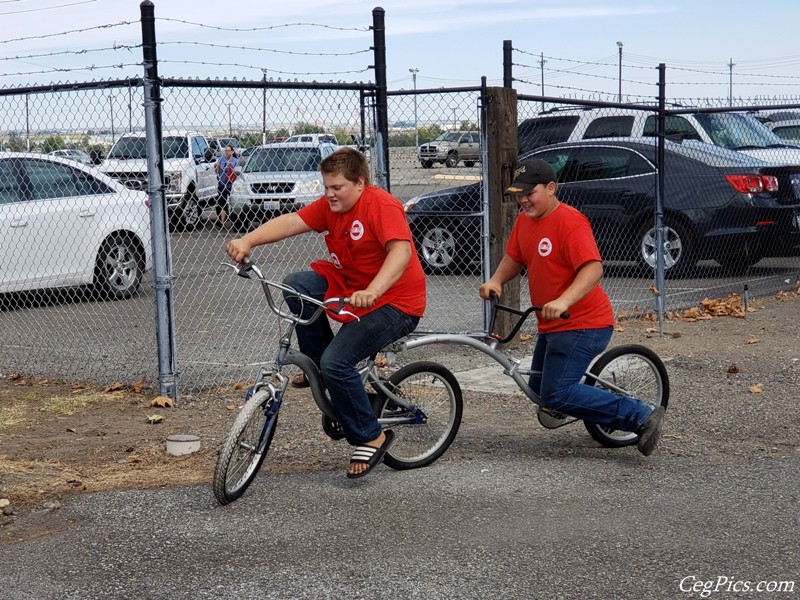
[418,131,481,168]
[518,107,800,164]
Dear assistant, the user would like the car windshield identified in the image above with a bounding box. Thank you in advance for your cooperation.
[693,113,786,150]
[244,147,322,173]
[434,132,464,142]
[108,136,188,160]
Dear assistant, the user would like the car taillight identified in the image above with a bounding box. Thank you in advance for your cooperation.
[763,175,779,192]
[145,198,151,209]
[725,174,778,194]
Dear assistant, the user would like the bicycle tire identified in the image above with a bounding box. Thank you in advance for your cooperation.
[213,388,280,505]
[583,344,670,448]
[373,361,463,470]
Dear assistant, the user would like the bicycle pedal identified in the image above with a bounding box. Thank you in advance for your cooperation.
[536,406,574,429]
[321,415,346,441]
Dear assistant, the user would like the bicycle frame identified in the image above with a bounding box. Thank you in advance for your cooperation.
[226,261,423,425]
[387,302,628,408]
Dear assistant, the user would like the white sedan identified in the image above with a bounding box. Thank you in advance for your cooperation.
[0,152,152,300]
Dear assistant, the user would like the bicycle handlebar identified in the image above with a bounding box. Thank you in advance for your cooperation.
[223,258,360,324]
[487,291,568,344]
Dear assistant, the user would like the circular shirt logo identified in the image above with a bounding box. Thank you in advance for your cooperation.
[538,237,553,257]
[330,253,343,269]
[350,220,364,241]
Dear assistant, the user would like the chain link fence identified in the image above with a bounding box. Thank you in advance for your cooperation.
[3,75,800,395]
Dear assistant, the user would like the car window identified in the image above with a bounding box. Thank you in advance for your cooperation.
[23,159,83,200]
[539,147,653,183]
[163,136,189,159]
[518,116,581,154]
[642,115,703,141]
[21,159,113,200]
[108,137,147,159]
[191,136,208,156]
[245,148,321,172]
[772,125,800,141]
[582,116,635,139]
[0,160,21,204]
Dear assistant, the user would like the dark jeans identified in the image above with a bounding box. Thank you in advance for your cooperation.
[529,327,653,432]
[283,270,419,445]
[216,184,231,217]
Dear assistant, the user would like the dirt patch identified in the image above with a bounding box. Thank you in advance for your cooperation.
[2,289,800,543]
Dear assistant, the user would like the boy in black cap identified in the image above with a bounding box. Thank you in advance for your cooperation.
[479,158,664,455]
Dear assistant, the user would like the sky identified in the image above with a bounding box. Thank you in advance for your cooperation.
[3,0,800,104]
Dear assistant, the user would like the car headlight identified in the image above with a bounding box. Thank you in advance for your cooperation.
[295,179,322,195]
[403,196,418,212]
[165,171,181,193]
[232,179,246,193]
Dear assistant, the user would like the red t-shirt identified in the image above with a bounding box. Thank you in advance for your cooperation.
[506,202,614,333]
[297,186,426,320]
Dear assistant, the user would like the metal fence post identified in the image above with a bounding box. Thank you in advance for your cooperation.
[654,63,667,335]
[141,0,179,399]
[371,7,389,191]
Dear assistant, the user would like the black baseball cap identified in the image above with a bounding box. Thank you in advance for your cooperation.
[506,158,557,195]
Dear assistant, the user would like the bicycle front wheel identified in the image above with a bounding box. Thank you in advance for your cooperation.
[583,344,670,448]
[213,388,280,505]
[374,361,463,470]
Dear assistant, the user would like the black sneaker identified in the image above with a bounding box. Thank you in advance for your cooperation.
[636,405,665,456]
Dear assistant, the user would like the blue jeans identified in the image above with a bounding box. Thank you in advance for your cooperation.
[283,271,420,445]
[529,327,653,432]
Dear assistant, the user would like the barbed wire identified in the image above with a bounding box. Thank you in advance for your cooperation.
[157,17,370,33]
[0,20,136,45]
[0,63,139,78]
[158,60,370,78]
[159,41,369,58]
[0,43,140,63]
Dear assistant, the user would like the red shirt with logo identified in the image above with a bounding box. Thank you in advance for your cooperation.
[506,202,613,333]
[297,186,426,321]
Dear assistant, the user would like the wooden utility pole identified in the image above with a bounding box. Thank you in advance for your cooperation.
[485,86,521,340]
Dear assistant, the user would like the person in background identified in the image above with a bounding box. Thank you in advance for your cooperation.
[215,145,238,225]
[478,158,665,456]
[225,147,427,477]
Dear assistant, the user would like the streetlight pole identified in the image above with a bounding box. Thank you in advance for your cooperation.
[616,41,623,102]
[109,95,115,145]
[409,67,419,149]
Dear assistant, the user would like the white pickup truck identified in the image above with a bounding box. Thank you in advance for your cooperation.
[98,130,218,231]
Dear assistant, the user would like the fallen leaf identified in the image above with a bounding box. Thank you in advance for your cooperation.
[748,383,764,394]
[520,333,533,342]
[646,327,658,334]
[9,373,22,381]
[133,378,146,393]
[147,414,164,424]
[671,332,682,339]
[225,403,237,411]
[649,286,660,296]
[744,338,760,345]
[103,382,124,393]
[233,381,244,390]
[374,354,390,368]
[727,364,740,374]
[66,427,77,433]
[150,396,174,408]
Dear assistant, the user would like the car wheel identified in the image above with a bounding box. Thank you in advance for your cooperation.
[421,160,434,169]
[445,153,459,168]
[177,190,201,232]
[464,161,475,167]
[417,221,460,274]
[638,219,695,277]
[94,234,145,300]
[715,240,765,273]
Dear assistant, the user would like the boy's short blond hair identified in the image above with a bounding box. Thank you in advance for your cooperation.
[319,147,371,186]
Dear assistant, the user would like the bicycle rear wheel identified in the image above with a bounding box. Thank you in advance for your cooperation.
[583,344,669,448]
[213,388,280,505]
[374,361,463,470]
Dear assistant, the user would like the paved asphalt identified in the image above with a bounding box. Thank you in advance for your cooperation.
[2,453,797,600]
